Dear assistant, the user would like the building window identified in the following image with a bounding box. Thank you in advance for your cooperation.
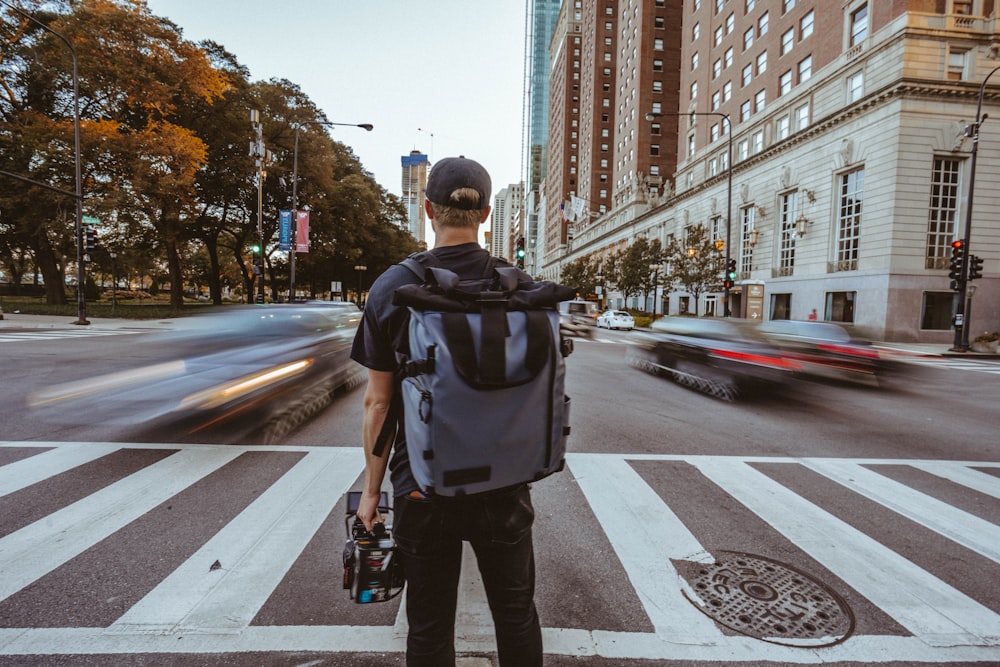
[653,80,663,92]
[926,157,962,269]
[783,0,796,12]
[714,25,724,46]
[776,115,790,139]
[795,102,810,129]
[740,100,751,121]
[723,80,732,102]
[847,71,864,102]
[692,52,700,70]
[713,58,722,78]
[850,4,868,47]
[712,123,721,141]
[779,190,798,275]
[947,48,968,81]
[742,63,753,86]
[710,157,719,176]
[756,50,768,74]
[655,16,665,29]
[780,70,793,95]
[825,291,856,323]
[738,138,749,160]
[651,144,660,156]
[836,167,864,271]
[798,55,812,82]
[691,81,699,99]
[655,38,664,50]
[752,129,764,153]
[952,0,973,14]
[759,11,769,35]
[740,205,756,275]
[754,89,766,112]
[770,293,792,320]
[725,47,734,68]
[654,58,664,72]
[688,134,696,158]
[712,90,721,109]
[650,122,661,135]
[801,10,815,39]
[744,27,754,50]
[922,292,956,330]
[726,13,735,33]
[781,28,795,55]
[692,22,700,40]
[745,0,756,11]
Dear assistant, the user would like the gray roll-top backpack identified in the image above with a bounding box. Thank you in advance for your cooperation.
[372,251,576,497]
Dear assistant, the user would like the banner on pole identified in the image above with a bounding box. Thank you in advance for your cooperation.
[278,210,292,250]
[295,210,310,253]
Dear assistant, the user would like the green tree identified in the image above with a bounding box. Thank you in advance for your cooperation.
[606,237,661,308]
[559,254,601,299]
[662,224,725,316]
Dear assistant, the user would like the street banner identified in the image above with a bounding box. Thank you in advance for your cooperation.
[295,210,310,253]
[278,210,292,250]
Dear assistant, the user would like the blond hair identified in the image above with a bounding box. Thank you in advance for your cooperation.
[428,188,484,229]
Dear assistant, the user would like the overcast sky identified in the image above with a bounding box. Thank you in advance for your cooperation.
[144,0,529,207]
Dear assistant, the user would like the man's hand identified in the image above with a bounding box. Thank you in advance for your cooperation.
[357,489,384,532]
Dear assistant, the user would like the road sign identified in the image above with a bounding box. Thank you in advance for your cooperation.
[82,215,100,225]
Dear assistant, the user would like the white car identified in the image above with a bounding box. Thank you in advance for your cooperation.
[597,310,635,330]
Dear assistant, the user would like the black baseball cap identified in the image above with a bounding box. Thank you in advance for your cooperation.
[425,156,491,210]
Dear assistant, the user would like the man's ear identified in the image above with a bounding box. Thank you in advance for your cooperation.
[424,199,435,219]
[479,205,492,224]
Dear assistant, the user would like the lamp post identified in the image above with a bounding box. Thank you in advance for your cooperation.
[354,264,367,307]
[250,110,270,304]
[110,251,117,314]
[646,111,732,317]
[952,64,1000,352]
[290,120,373,302]
[0,0,86,324]
[649,262,664,320]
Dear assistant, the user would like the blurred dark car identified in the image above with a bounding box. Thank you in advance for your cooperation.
[627,316,800,400]
[28,304,363,444]
[757,319,889,387]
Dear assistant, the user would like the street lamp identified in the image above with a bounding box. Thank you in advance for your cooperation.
[110,251,117,314]
[353,264,367,307]
[290,120,373,302]
[952,64,1000,352]
[646,110,732,317]
[649,262,665,320]
[0,0,87,324]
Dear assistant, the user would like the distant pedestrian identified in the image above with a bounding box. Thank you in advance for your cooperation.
[351,156,544,666]
[808,308,818,321]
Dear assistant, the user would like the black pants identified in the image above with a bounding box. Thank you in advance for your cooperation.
[393,484,543,667]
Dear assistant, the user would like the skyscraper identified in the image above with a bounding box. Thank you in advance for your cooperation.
[400,151,430,245]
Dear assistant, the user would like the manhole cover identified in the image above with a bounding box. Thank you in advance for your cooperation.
[675,552,855,647]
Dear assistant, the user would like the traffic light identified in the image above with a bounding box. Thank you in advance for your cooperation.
[968,254,984,281]
[251,243,261,255]
[948,240,965,281]
[84,226,98,252]
[515,236,526,269]
[726,258,738,281]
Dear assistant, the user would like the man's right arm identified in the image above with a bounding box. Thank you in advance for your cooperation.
[357,368,395,531]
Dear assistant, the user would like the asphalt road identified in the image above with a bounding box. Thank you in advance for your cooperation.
[1,326,999,665]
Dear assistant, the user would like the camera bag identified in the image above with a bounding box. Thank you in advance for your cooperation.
[375,251,575,496]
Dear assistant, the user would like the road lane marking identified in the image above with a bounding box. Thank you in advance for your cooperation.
[692,458,1000,647]
[803,459,1000,562]
[568,454,724,644]
[108,447,364,635]
[0,442,120,497]
[0,446,243,603]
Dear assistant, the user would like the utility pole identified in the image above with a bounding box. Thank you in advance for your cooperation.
[250,110,271,304]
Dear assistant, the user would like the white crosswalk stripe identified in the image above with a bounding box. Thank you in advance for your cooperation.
[902,356,1000,374]
[0,329,142,342]
[0,442,998,663]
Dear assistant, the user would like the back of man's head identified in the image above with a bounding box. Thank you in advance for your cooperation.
[425,156,491,211]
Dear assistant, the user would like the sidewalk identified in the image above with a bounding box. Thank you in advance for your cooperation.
[0,312,176,332]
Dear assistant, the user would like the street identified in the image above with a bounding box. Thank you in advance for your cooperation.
[1,325,999,665]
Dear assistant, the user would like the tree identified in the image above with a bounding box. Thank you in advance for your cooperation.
[662,223,725,316]
[606,237,661,309]
[559,254,601,299]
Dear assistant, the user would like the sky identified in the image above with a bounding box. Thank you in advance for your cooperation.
[143,0,529,219]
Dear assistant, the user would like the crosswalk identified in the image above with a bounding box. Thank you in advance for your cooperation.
[0,441,998,663]
[0,328,144,342]
[901,356,1000,375]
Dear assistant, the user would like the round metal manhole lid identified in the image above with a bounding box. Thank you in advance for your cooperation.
[676,552,855,647]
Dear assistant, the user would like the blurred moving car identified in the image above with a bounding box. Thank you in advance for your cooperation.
[558,300,599,338]
[627,316,800,400]
[757,319,890,386]
[597,310,635,331]
[27,304,363,444]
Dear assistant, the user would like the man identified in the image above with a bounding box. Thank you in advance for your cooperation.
[350,156,543,667]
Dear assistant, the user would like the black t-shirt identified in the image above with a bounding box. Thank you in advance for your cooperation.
[350,243,507,495]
